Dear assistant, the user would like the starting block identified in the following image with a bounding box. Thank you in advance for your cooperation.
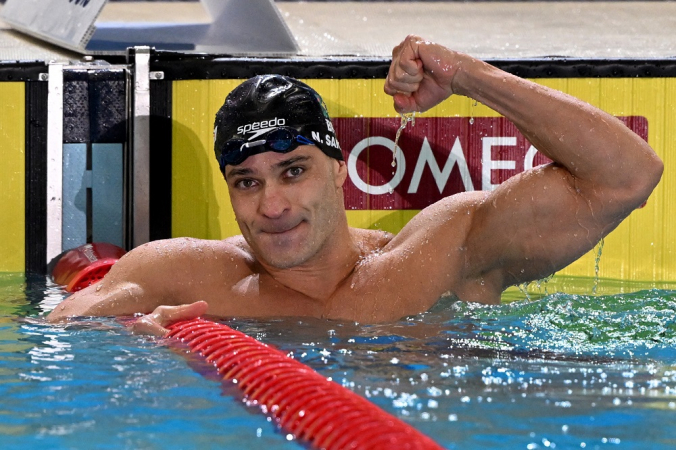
[0,0,299,55]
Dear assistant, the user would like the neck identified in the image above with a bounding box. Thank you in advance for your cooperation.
[260,221,361,302]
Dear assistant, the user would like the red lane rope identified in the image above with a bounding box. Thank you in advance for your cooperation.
[167,318,444,450]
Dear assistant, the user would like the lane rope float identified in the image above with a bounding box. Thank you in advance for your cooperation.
[167,318,444,450]
[51,242,126,292]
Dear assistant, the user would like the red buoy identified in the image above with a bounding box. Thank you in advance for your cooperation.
[51,242,126,292]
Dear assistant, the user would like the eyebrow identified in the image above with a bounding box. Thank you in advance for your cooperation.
[274,155,311,170]
[225,167,254,179]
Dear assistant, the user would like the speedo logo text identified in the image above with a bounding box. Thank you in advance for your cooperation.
[237,117,286,140]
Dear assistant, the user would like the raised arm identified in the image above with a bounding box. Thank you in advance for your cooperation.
[385,36,663,301]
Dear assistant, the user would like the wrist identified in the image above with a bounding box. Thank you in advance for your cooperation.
[449,53,491,99]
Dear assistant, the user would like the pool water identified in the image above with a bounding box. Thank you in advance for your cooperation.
[2,273,676,449]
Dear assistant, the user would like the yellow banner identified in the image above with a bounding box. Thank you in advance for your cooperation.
[0,82,25,272]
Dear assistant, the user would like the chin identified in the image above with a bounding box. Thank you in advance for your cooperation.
[259,235,319,269]
[262,251,312,270]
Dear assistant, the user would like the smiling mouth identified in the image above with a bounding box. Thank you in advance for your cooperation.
[260,220,303,235]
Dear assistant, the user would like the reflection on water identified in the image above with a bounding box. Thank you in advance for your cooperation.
[1,274,676,449]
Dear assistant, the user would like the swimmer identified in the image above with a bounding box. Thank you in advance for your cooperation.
[47,35,663,335]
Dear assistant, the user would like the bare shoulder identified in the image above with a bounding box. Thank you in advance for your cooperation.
[134,236,249,258]
[104,237,242,277]
[47,236,254,321]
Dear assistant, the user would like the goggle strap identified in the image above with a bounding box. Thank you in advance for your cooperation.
[296,135,315,146]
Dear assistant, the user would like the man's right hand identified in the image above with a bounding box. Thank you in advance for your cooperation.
[128,301,209,337]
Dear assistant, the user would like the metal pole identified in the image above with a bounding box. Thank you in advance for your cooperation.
[132,47,151,248]
[46,62,64,264]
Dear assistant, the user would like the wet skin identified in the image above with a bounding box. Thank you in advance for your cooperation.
[48,35,663,333]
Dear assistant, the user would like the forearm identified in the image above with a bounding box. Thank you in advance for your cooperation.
[453,56,662,198]
[46,282,152,322]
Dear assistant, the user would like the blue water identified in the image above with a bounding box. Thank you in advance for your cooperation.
[2,273,676,449]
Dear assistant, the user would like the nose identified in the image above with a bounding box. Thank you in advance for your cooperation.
[258,183,290,219]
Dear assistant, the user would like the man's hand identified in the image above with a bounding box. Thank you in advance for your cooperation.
[384,35,463,113]
[128,301,209,337]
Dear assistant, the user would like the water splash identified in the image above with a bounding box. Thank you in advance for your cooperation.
[593,238,605,294]
[536,273,555,295]
[441,288,676,358]
[517,273,555,302]
[392,112,416,168]
[517,282,532,301]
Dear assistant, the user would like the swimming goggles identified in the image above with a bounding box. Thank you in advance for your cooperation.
[219,127,317,170]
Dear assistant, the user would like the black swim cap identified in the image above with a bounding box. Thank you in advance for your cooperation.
[214,75,343,170]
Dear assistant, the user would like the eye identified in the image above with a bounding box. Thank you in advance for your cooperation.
[286,166,304,178]
[234,178,258,190]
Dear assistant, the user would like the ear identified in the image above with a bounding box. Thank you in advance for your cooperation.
[333,159,348,188]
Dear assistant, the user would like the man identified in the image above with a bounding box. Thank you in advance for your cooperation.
[47,35,663,335]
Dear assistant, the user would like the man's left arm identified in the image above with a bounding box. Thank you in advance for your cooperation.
[385,36,664,300]
[455,52,663,292]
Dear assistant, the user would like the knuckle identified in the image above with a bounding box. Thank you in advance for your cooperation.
[154,305,170,316]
